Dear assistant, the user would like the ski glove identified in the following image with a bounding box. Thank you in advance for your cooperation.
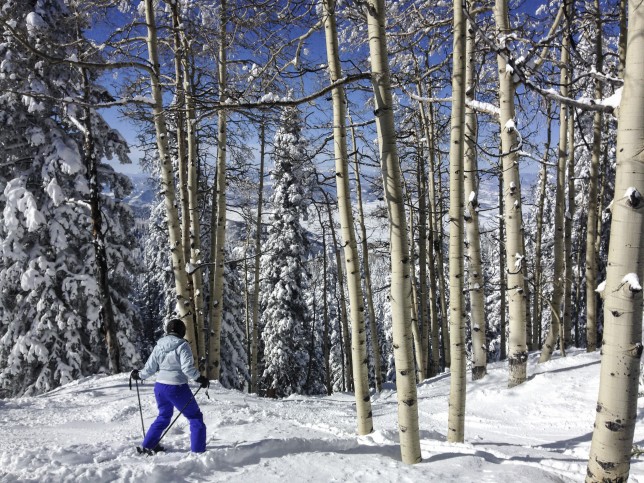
[196,375,210,388]
[130,369,141,381]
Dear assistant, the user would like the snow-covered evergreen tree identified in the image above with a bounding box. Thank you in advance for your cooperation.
[258,107,312,397]
[219,252,249,391]
[0,0,140,396]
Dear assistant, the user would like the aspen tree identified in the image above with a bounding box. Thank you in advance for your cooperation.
[209,0,228,380]
[447,0,467,443]
[494,0,528,385]
[540,0,571,363]
[563,106,575,349]
[143,0,194,345]
[585,0,602,352]
[349,115,383,391]
[172,2,205,362]
[415,135,431,380]
[416,92,441,376]
[179,12,207,364]
[464,16,487,381]
[533,104,552,350]
[316,207,333,395]
[170,5,194,341]
[324,192,353,392]
[498,173,507,360]
[365,0,421,463]
[407,210,425,382]
[249,121,266,393]
[587,0,644,478]
[321,0,372,432]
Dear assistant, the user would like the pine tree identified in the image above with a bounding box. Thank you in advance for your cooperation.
[0,0,140,395]
[259,107,312,397]
[219,254,250,391]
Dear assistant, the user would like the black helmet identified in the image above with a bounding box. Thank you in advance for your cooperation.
[166,318,186,338]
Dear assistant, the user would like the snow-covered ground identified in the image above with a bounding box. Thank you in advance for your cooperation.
[2,349,643,482]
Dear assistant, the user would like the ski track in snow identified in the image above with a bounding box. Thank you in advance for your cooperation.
[1,350,644,482]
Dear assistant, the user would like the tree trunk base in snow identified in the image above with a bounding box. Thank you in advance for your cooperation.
[508,353,527,388]
[472,366,487,381]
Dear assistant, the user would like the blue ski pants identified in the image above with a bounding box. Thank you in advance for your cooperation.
[142,382,207,452]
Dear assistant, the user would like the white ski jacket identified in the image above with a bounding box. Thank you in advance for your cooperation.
[139,335,200,385]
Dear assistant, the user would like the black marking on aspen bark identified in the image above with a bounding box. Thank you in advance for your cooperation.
[400,425,408,433]
[611,310,622,317]
[596,403,603,413]
[597,459,616,471]
[627,189,643,208]
[605,420,623,432]
[402,398,416,407]
[367,411,373,419]
[399,370,408,376]
[636,343,644,359]
[363,395,370,402]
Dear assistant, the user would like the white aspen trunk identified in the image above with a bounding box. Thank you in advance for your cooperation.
[494,0,528,386]
[533,105,552,350]
[416,139,430,380]
[436,174,451,369]
[208,0,228,380]
[349,115,383,391]
[143,0,194,336]
[321,0,372,434]
[586,1,644,479]
[407,210,425,382]
[498,174,507,360]
[540,7,571,363]
[563,106,575,349]
[250,122,266,393]
[447,0,467,443]
[417,95,441,376]
[618,0,627,79]
[586,1,602,352]
[175,4,206,362]
[317,208,333,395]
[325,194,354,392]
[464,17,487,381]
[426,103,450,368]
[170,6,194,338]
[365,0,421,463]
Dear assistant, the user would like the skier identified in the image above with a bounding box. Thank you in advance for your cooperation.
[130,318,209,453]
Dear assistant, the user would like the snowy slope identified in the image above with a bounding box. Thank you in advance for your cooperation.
[2,350,643,482]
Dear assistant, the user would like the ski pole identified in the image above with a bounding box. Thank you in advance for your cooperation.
[129,373,146,439]
[151,386,201,451]
[135,379,146,439]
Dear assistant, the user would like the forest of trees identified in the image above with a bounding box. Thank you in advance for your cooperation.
[0,0,642,480]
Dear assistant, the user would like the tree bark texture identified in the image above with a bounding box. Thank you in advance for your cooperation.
[464,17,487,381]
[365,0,421,463]
[321,0,373,434]
[350,115,383,391]
[587,1,644,479]
[447,0,467,443]
[586,0,602,352]
[540,4,571,363]
[208,0,228,380]
[143,0,195,352]
[494,0,528,386]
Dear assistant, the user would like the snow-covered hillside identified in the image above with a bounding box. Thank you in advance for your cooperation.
[2,350,643,482]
